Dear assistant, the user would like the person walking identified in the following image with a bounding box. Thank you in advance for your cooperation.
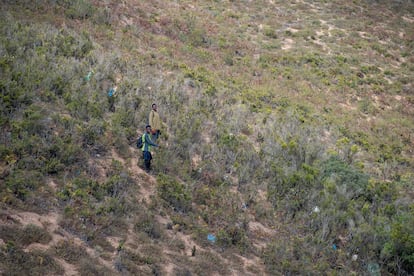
[149,103,162,142]
[141,125,159,172]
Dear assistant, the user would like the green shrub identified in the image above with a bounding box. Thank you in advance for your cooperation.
[134,212,163,239]
[58,140,86,166]
[20,224,52,246]
[183,17,208,47]
[358,98,377,115]
[93,6,112,25]
[54,239,89,264]
[103,174,130,199]
[0,224,51,247]
[63,0,94,20]
[193,251,229,275]
[0,245,63,275]
[112,107,136,129]
[80,119,106,148]
[157,174,192,213]
[5,170,43,201]
[55,29,94,58]
[44,158,65,174]
[267,163,319,216]
[321,156,369,199]
[114,248,155,274]
[263,26,278,39]
[381,212,414,273]
[78,258,113,275]
[217,225,249,253]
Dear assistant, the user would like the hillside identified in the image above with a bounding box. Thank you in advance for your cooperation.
[1,0,413,275]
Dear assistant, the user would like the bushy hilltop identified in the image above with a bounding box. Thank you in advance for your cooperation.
[1,0,413,275]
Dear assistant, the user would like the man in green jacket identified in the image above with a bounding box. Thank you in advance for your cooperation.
[141,125,159,172]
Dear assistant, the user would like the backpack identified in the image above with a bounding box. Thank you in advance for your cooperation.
[136,134,144,148]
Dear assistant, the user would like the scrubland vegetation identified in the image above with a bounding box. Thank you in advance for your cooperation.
[1,0,413,275]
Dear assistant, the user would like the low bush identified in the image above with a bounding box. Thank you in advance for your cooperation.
[62,0,95,20]
[217,224,249,253]
[20,224,52,246]
[193,251,229,275]
[54,239,88,263]
[4,170,44,201]
[157,174,192,213]
[78,258,113,275]
[381,211,414,273]
[0,244,63,275]
[0,224,51,247]
[134,212,163,239]
[321,156,369,200]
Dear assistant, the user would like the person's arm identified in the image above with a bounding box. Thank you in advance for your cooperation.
[149,111,154,127]
[144,133,158,147]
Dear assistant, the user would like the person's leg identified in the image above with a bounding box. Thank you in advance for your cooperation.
[144,159,151,171]
[147,151,152,171]
[143,151,152,172]
[143,152,148,171]
[108,96,115,112]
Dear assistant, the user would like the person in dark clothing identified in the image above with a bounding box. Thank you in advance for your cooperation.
[140,125,159,172]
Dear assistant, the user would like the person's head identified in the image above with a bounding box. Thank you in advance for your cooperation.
[152,103,157,111]
[146,124,152,133]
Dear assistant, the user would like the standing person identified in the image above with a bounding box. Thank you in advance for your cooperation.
[107,85,117,112]
[107,75,121,112]
[141,125,159,172]
[149,103,162,142]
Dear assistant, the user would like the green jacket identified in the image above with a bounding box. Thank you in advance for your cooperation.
[141,133,158,152]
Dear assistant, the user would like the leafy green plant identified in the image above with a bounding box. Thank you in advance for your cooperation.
[4,170,43,201]
[63,0,94,20]
[217,224,249,253]
[156,174,192,213]
[114,248,155,274]
[0,224,51,247]
[263,26,278,39]
[358,98,377,115]
[381,212,414,273]
[0,245,63,275]
[78,258,113,275]
[134,212,163,239]
[54,239,89,264]
[321,156,369,199]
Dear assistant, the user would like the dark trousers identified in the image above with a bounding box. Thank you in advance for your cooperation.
[108,96,115,112]
[152,130,160,143]
[143,151,152,171]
